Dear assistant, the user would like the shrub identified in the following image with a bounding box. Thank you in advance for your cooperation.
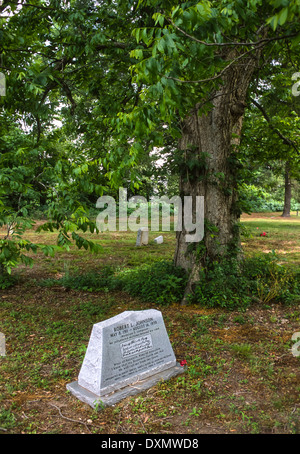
[39,254,299,309]
[191,257,252,310]
[40,265,115,292]
[110,260,187,305]
[0,272,16,289]
[238,184,300,213]
[40,260,187,305]
[190,252,300,309]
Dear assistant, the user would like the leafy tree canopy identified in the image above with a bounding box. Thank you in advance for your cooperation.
[0,0,299,277]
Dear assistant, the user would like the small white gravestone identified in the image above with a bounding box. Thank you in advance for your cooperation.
[67,310,184,409]
[154,235,163,244]
[0,332,6,357]
[135,227,149,246]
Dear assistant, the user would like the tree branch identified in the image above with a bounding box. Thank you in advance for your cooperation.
[164,43,262,84]
[250,97,299,154]
[96,42,129,51]
[167,17,298,48]
[163,28,297,86]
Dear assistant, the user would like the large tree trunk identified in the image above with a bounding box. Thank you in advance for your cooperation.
[282,161,292,217]
[174,53,260,305]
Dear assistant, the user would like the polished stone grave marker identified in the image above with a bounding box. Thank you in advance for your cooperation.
[67,309,184,409]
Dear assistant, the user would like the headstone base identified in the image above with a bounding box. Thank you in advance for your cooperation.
[67,363,184,409]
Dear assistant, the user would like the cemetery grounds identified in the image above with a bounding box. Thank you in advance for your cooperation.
[0,212,299,435]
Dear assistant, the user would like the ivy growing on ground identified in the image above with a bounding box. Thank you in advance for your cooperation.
[39,254,300,309]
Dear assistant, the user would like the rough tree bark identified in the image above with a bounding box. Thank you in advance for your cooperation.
[282,161,292,217]
[174,48,264,305]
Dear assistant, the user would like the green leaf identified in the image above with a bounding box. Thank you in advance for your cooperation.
[278,7,289,25]
[153,12,165,27]
[267,14,279,30]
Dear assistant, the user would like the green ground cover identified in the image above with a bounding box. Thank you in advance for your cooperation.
[0,213,299,434]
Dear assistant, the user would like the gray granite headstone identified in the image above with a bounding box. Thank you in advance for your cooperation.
[135,227,148,246]
[67,310,184,409]
[0,332,5,356]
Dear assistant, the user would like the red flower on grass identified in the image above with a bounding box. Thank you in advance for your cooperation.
[260,232,267,237]
[180,360,187,367]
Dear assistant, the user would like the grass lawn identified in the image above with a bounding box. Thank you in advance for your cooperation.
[0,212,299,434]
